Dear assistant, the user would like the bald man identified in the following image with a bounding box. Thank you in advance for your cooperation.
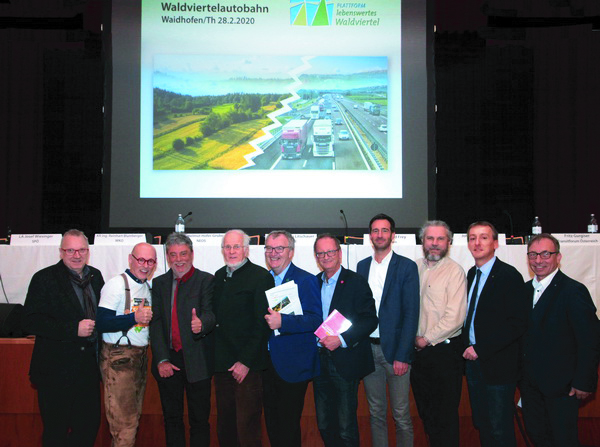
[97,242,157,447]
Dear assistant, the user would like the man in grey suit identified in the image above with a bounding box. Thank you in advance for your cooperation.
[150,232,215,447]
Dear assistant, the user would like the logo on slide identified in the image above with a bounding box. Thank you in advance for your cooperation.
[290,0,333,26]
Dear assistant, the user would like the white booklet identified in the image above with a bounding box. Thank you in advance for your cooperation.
[265,281,303,336]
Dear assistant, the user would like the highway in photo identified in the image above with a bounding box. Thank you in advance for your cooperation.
[247,94,388,171]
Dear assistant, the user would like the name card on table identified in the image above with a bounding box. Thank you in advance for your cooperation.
[453,234,507,246]
[293,234,317,245]
[10,234,62,245]
[187,234,225,246]
[363,234,417,245]
[553,233,600,245]
[94,234,147,245]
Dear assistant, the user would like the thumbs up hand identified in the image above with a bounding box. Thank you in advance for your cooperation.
[264,307,282,330]
[191,308,202,334]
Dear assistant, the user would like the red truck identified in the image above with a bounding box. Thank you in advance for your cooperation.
[280,119,309,159]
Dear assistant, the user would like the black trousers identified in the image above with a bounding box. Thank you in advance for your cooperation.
[36,354,101,447]
[155,349,211,447]
[263,354,310,447]
[410,337,464,447]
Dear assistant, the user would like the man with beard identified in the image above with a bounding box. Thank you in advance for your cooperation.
[150,233,215,447]
[357,213,420,447]
[410,220,467,447]
[213,229,274,447]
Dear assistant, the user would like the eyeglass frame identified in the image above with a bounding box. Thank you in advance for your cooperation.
[60,248,89,256]
[526,251,559,260]
[131,253,157,266]
[264,246,290,254]
[315,248,340,259]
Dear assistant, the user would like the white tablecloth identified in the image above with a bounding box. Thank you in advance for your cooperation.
[1,244,598,316]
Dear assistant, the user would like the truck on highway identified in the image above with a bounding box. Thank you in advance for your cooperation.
[364,101,373,112]
[280,119,309,159]
[310,105,320,119]
[312,119,334,157]
[370,104,381,116]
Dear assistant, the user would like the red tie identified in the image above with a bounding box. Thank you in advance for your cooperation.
[171,278,183,352]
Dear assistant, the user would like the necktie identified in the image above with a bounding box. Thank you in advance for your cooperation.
[171,278,182,352]
[464,269,482,335]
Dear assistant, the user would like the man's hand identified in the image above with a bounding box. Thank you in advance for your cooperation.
[320,335,341,351]
[393,361,409,376]
[134,306,153,325]
[463,345,478,361]
[415,336,429,351]
[569,387,592,400]
[264,307,282,330]
[158,361,180,378]
[78,319,95,337]
[191,308,202,334]
[228,361,249,384]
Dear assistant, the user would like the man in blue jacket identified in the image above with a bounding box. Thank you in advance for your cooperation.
[262,230,322,447]
[357,213,420,447]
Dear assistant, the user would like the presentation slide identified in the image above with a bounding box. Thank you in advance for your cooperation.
[106,0,432,230]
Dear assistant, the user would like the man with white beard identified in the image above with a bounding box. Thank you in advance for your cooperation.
[212,229,274,447]
[410,220,467,447]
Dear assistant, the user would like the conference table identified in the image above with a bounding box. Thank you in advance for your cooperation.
[1,243,599,447]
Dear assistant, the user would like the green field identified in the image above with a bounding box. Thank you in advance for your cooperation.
[153,117,271,170]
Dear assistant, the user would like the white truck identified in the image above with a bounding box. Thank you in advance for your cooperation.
[312,119,334,157]
[310,105,320,120]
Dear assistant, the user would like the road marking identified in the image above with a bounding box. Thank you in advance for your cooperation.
[270,155,283,170]
[332,161,336,170]
[302,160,308,168]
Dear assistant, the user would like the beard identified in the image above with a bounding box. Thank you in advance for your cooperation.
[226,259,246,271]
[424,246,448,262]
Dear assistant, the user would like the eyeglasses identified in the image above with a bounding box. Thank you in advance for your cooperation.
[61,248,89,256]
[265,246,289,253]
[526,251,558,260]
[222,244,244,251]
[131,253,157,266]
[315,249,339,259]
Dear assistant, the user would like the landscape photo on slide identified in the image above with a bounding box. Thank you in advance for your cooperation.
[152,54,389,171]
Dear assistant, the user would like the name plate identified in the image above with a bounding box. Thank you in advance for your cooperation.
[552,233,600,245]
[10,234,62,245]
[94,234,147,245]
[187,233,225,246]
[363,234,416,245]
[452,234,507,246]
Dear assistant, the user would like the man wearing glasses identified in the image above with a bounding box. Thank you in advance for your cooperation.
[213,229,274,447]
[96,242,156,447]
[313,233,378,447]
[150,233,215,447]
[520,233,599,447]
[262,230,322,447]
[23,229,105,447]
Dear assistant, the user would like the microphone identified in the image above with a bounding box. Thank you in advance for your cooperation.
[182,212,192,220]
[339,209,348,244]
[502,209,514,237]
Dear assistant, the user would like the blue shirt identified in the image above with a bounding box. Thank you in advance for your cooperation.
[467,256,496,345]
[320,267,347,348]
[270,263,291,287]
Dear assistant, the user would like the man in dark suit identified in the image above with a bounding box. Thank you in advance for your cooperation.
[22,229,104,447]
[463,221,528,447]
[521,233,600,447]
[357,214,420,447]
[313,233,378,447]
[262,230,322,447]
[150,232,215,447]
[213,229,274,447]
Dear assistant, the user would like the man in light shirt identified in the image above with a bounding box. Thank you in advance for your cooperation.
[357,213,420,447]
[520,233,599,447]
[410,220,467,447]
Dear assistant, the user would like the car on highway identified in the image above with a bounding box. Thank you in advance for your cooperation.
[338,129,350,140]
[378,124,387,132]
[353,104,358,109]
[335,118,342,125]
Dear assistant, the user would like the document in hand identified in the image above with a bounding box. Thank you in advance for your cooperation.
[314,309,352,339]
[265,281,303,336]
